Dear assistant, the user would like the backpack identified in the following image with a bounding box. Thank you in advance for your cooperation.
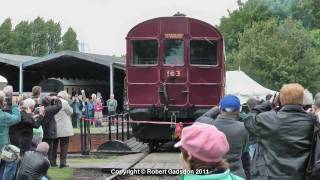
[305,118,320,180]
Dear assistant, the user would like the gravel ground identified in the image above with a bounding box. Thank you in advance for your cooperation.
[71,169,108,180]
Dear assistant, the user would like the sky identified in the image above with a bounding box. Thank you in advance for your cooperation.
[0,0,239,56]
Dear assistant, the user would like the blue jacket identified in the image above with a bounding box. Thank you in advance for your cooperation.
[0,105,21,149]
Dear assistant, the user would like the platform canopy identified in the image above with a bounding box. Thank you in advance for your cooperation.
[22,50,125,70]
[0,53,38,67]
[226,70,276,104]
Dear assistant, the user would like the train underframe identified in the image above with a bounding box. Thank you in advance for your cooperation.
[129,107,210,151]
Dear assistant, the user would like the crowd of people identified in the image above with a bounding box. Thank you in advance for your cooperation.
[0,85,118,180]
[1,82,319,180]
[177,83,319,180]
[70,91,117,128]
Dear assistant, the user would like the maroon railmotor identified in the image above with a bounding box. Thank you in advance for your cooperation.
[125,13,225,149]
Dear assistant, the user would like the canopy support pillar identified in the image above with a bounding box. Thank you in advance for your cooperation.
[19,63,23,94]
[110,63,114,96]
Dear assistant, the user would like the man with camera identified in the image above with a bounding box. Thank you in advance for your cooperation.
[0,88,21,178]
[40,94,62,166]
[244,83,315,180]
[10,98,45,155]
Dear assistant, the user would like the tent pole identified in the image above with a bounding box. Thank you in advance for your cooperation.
[19,63,23,94]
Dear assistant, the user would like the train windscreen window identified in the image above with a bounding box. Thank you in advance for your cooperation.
[164,39,184,65]
[132,40,158,65]
[190,40,217,65]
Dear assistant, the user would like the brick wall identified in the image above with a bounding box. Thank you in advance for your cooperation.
[67,133,128,153]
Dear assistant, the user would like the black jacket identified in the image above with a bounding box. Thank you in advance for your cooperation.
[41,99,62,139]
[15,151,50,180]
[9,111,43,155]
[244,103,315,180]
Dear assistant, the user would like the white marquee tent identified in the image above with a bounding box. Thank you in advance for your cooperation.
[0,75,8,90]
[226,70,276,104]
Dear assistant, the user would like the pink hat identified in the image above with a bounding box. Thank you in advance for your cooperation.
[174,122,229,163]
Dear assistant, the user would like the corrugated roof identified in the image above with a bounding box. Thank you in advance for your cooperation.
[0,51,125,70]
[22,50,125,70]
[0,53,38,66]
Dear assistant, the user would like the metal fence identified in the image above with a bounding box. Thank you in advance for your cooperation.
[79,113,131,155]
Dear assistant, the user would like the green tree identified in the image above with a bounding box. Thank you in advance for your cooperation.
[310,29,320,56]
[235,18,320,92]
[219,0,320,70]
[219,0,279,70]
[62,27,79,51]
[31,17,48,56]
[291,0,320,29]
[13,21,32,55]
[0,18,14,53]
[47,20,62,54]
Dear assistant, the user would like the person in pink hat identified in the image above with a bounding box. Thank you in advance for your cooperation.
[175,122,244,180]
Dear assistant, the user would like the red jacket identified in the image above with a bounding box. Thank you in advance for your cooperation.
[94,102,103,112]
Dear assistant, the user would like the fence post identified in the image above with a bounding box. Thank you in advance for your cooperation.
[126,113,130,139]
[108,116,112,140]
[121,114,124,141]
[87,118,91,151]
[84,117,88,154]
[80,117,84,154]
[116,114,119,140]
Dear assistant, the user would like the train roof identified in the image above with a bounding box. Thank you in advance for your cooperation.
[127,15,223,39]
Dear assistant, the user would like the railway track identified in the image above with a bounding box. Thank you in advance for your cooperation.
[106,151,150,180]
[106,151,181,180]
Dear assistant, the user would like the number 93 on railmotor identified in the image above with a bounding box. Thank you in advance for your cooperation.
[125,13,225,150]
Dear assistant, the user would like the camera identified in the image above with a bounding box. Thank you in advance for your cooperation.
[33,107,41,115]
[2,95,12,112]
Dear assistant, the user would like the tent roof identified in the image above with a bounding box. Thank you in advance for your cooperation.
[226,70,275,103]
[0,53,38,67]
[0,75,7,83]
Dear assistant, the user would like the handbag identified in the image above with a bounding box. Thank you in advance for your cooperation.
[0,144,20,162]
[0,120,20,162]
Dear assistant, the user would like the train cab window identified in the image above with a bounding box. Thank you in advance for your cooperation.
[190,40,217,65]
[132,40,158,65]
[164,39,184,65]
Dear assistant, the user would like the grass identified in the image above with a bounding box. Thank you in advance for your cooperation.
[67,155,117,163]
[48,167,74,180]
[73,127,107,134]
[47,156,117,180]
